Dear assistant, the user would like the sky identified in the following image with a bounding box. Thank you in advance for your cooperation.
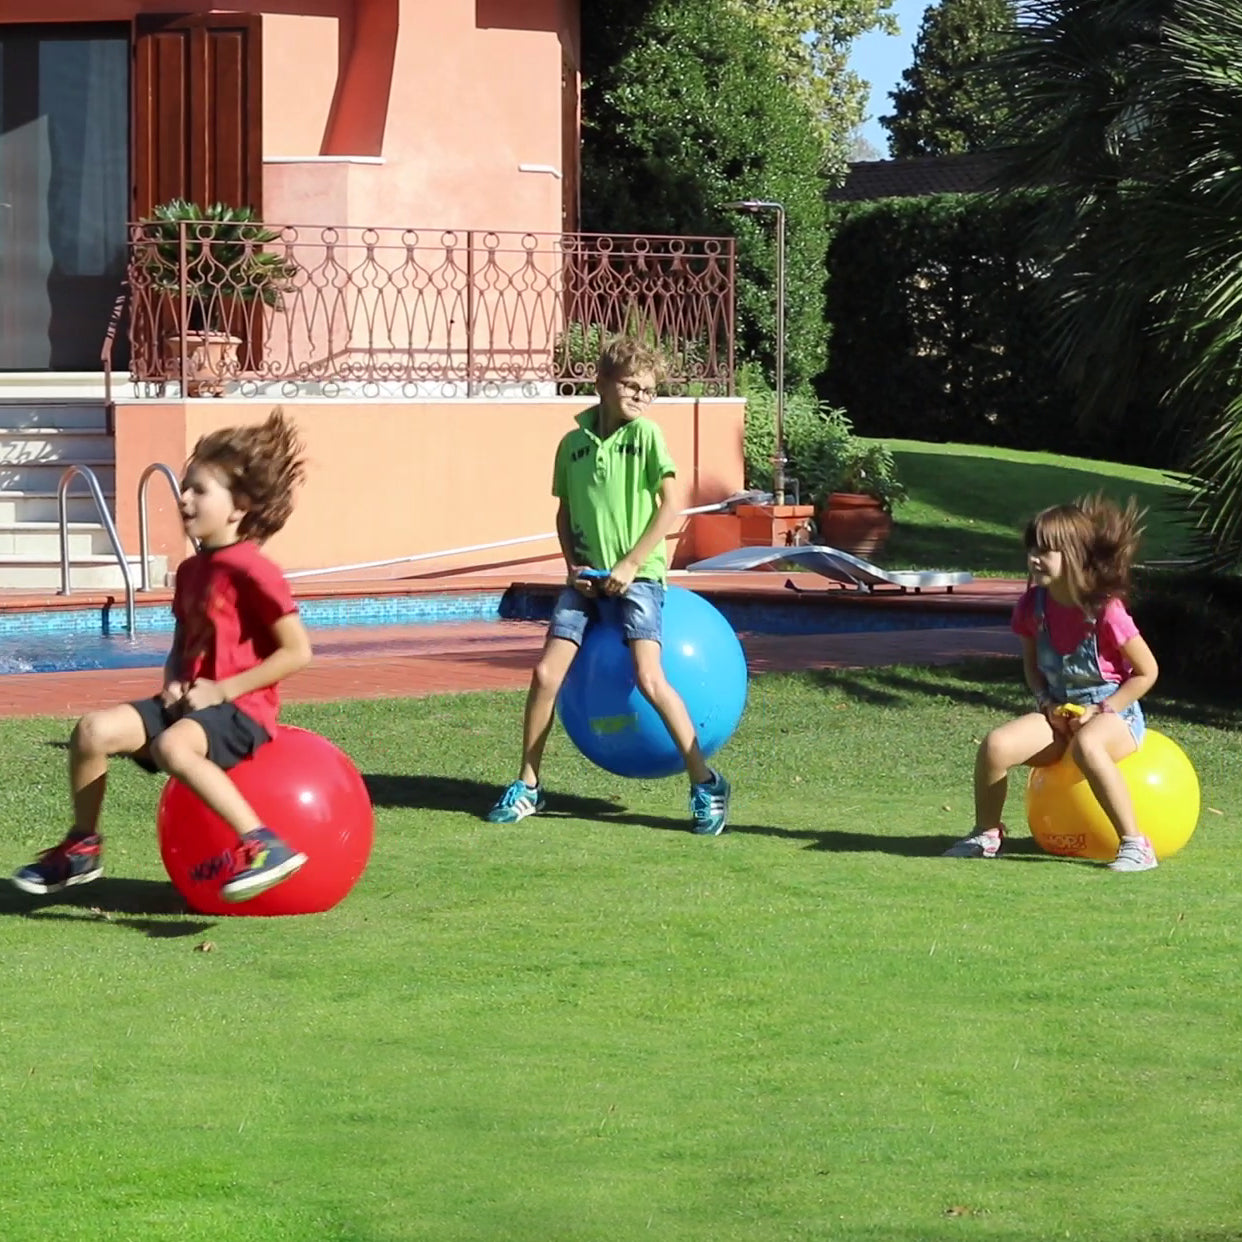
[848,0,929,156]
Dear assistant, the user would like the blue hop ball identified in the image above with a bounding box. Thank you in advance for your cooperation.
[556,585,749,779]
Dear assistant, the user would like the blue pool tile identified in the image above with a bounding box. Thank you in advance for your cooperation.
[0,585,1003,675]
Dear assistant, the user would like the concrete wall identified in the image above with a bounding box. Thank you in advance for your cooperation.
[114,397,746,578]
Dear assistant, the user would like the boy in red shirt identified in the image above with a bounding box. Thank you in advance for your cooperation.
[12,409,313,903]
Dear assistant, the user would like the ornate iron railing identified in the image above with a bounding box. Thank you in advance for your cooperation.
[117,224,736,399]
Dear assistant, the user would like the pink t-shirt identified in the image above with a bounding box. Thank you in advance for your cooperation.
[1010,588,1139,684]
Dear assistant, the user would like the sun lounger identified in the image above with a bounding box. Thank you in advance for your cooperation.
[686,545,974,593]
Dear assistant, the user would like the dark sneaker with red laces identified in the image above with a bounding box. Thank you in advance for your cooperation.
[12,832,104,895]
[219,827,307,903]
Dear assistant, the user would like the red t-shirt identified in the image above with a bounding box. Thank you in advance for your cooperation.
[172,540,298,735]
[1010,587,1139,684]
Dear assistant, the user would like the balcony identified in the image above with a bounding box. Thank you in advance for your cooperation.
[113,224,737,401]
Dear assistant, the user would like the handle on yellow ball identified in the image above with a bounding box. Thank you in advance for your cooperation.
[1056,703,1086,718]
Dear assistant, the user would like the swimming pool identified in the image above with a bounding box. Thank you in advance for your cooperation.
[0,585,1007,674]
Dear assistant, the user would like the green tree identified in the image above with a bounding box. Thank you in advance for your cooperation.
[881,0,1016,157]
[995,0,1242,560]
[580,0,831,388]
[732,0,898,172]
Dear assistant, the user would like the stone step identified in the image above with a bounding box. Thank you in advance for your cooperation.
[0,553,166,592]
[0,428,114,464]
[0,400,110,430]
[0,460,116,494]
[0,522,123,559]
[0,490,109,524]
[0,373,119,402]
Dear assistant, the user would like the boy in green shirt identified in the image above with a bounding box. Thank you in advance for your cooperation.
[485,336,731,834]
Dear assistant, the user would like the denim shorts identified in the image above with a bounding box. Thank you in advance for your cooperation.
[1061,697,1146,748]
[1117,700,1146,748]
[548,579,665,646]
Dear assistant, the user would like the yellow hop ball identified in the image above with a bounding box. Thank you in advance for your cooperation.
[1025,729,1200,862]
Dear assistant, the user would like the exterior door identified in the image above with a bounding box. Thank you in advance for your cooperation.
[131,14,263,373]
[132,13,262,218]
[0,25,129,371]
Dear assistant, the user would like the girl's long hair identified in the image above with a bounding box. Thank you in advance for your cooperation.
[1023,493,1145,611]
[188,408,306,543]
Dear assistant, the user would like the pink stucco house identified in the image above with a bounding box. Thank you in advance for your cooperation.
[0,2,743,588]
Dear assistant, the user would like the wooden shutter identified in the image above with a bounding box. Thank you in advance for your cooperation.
[132,13,262,217]
[561,50,579,233]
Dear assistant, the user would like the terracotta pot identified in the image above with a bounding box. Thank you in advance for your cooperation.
[162,329,241,397]
[218,294,267,372]
[817,492,893,560]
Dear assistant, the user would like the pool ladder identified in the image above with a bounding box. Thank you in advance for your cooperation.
[57,462,182,636]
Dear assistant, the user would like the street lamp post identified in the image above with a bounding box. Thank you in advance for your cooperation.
[722,199,787,504]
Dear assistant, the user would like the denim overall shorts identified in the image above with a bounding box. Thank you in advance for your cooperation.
[1034,588,1145,747]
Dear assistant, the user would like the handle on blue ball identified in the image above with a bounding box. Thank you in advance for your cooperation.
[578,568,611,580]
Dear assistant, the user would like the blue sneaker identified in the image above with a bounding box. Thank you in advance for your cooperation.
[219,827,307,903]
[486,780,546,824]
[11,832,104,895]
[690,771,730,835]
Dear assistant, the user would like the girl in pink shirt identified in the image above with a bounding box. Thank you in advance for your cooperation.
[944,495,1160,871]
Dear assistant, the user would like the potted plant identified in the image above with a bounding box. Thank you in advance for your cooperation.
[816,441,907,559]
[134,199,298,396]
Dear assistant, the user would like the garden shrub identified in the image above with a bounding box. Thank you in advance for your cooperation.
[819,192,1174,467]
[1130,569,1242,692]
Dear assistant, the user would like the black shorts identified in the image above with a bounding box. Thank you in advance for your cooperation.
[128,697,271,774]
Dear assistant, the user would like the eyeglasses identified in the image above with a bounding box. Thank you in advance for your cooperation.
[616,380,657,403]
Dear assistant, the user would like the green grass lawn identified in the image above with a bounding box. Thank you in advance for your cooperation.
[2,669,1239,1242]
[882,442,1196,573]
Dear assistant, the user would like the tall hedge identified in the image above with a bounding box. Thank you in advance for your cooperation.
[818,192,1171,465]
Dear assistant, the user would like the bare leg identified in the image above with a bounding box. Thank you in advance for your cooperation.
[1067,715,1141,842]
[69,704,150,835]
[517,636,579,786]
[974,712,1066,828]
[149,720,261,838]
[630,639,713,785]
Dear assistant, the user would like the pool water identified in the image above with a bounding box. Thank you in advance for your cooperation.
[0,586,1006,675]
[0,625,513,674]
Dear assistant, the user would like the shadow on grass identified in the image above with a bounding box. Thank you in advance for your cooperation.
[363,771,1080,856]
[0,877,214,938]
[887,449,1195,572]
[805,657,1025,713]
[728,821,1070,859]
[885,522,1020,575]
[894,450,1188,524]
[797,658,1242,734]
[364,771,795,836]
[364,771,631,820]
[1147,688,1242,732]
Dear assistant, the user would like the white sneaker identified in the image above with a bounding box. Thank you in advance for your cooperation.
[943,826,1004,858]
[1108,835,1158,872]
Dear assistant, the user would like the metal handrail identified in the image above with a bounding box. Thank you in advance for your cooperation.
[137,463,184,591]
[58,465,136,635]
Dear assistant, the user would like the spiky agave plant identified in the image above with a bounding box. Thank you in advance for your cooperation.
[138,199,298,317]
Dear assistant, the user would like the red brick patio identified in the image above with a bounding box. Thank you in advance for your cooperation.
[0,572,1023,719]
